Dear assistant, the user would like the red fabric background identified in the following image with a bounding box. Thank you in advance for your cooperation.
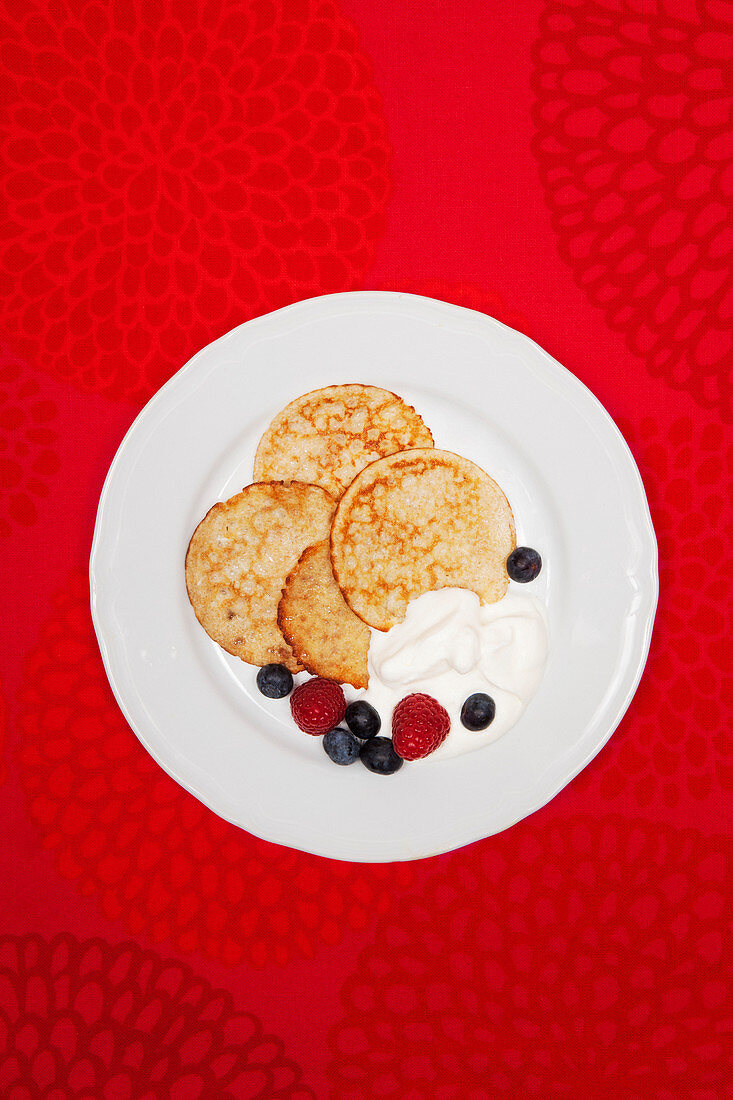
[1,0,730,1096]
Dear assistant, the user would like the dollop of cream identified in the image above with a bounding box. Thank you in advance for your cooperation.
[360,588,548,762]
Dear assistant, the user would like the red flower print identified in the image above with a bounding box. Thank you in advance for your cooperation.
[0,675,5,786]
[0,934,314,1097]
[17,573,413,968]
[0,0,390,402]
[574,411,733,812]
[532,0,732,420]
[0,349,60,538]
[328,817,730,1098]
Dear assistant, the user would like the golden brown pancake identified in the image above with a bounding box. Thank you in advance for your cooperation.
[330,449,516,630]
[278,540,370,688]
[185,481,335,671]
[253,384,434,498]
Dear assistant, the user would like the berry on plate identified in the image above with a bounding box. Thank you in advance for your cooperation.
[360,736,404,774]
[460,692,496,730]
[344,700,381,739]
[290,677,346,735]
[323,727,361,765]
[256,663,294,698]
[506,546,542,582]
[392,693,450,761]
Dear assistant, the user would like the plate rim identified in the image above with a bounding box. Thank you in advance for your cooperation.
[90,290,659,862]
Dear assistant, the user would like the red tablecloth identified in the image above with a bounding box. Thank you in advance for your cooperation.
[1,1,730,1096]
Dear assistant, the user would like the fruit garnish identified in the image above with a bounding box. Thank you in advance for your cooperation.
[392,693,450,761]
[323,727,361,765]
[506,546,542,582]
[360,736,404,774]
[256,663,294,698]
[344,700,381,740]
[460,693,496,731]
[290,677,346,735]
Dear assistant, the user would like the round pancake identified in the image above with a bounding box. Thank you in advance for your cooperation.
[278,540,370,688]
[186,481,335,672]
[330,449,516,631]
[253,384,434,499]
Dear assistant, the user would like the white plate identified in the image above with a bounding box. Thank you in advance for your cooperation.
[90,292,657,862]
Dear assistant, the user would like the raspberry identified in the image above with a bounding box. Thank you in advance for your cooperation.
[290,678,346,735]
[392,694,450,761]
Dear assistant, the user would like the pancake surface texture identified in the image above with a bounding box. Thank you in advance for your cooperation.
[186,481,335,672]
[254,384,434,498]
[278,540,370,688]
[331,449,516,631]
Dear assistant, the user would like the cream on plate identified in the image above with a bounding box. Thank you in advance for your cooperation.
[358,588,548,761]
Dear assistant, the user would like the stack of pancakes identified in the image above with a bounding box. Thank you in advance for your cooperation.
[186,385,516,688]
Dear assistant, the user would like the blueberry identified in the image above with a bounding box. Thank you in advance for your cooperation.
[461,693,496,731]
[256,663,293,699]
[506,546,542,583]
[345,700,381,740]
[323,727,361,765]
[360,736,404,774]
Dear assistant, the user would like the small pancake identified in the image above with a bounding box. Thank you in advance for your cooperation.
[330,449,516,631]
[278,540,370,689]
[253,384,434,499]
[186,481,335,672]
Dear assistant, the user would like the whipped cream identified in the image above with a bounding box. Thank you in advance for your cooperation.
[360,588,548,762]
